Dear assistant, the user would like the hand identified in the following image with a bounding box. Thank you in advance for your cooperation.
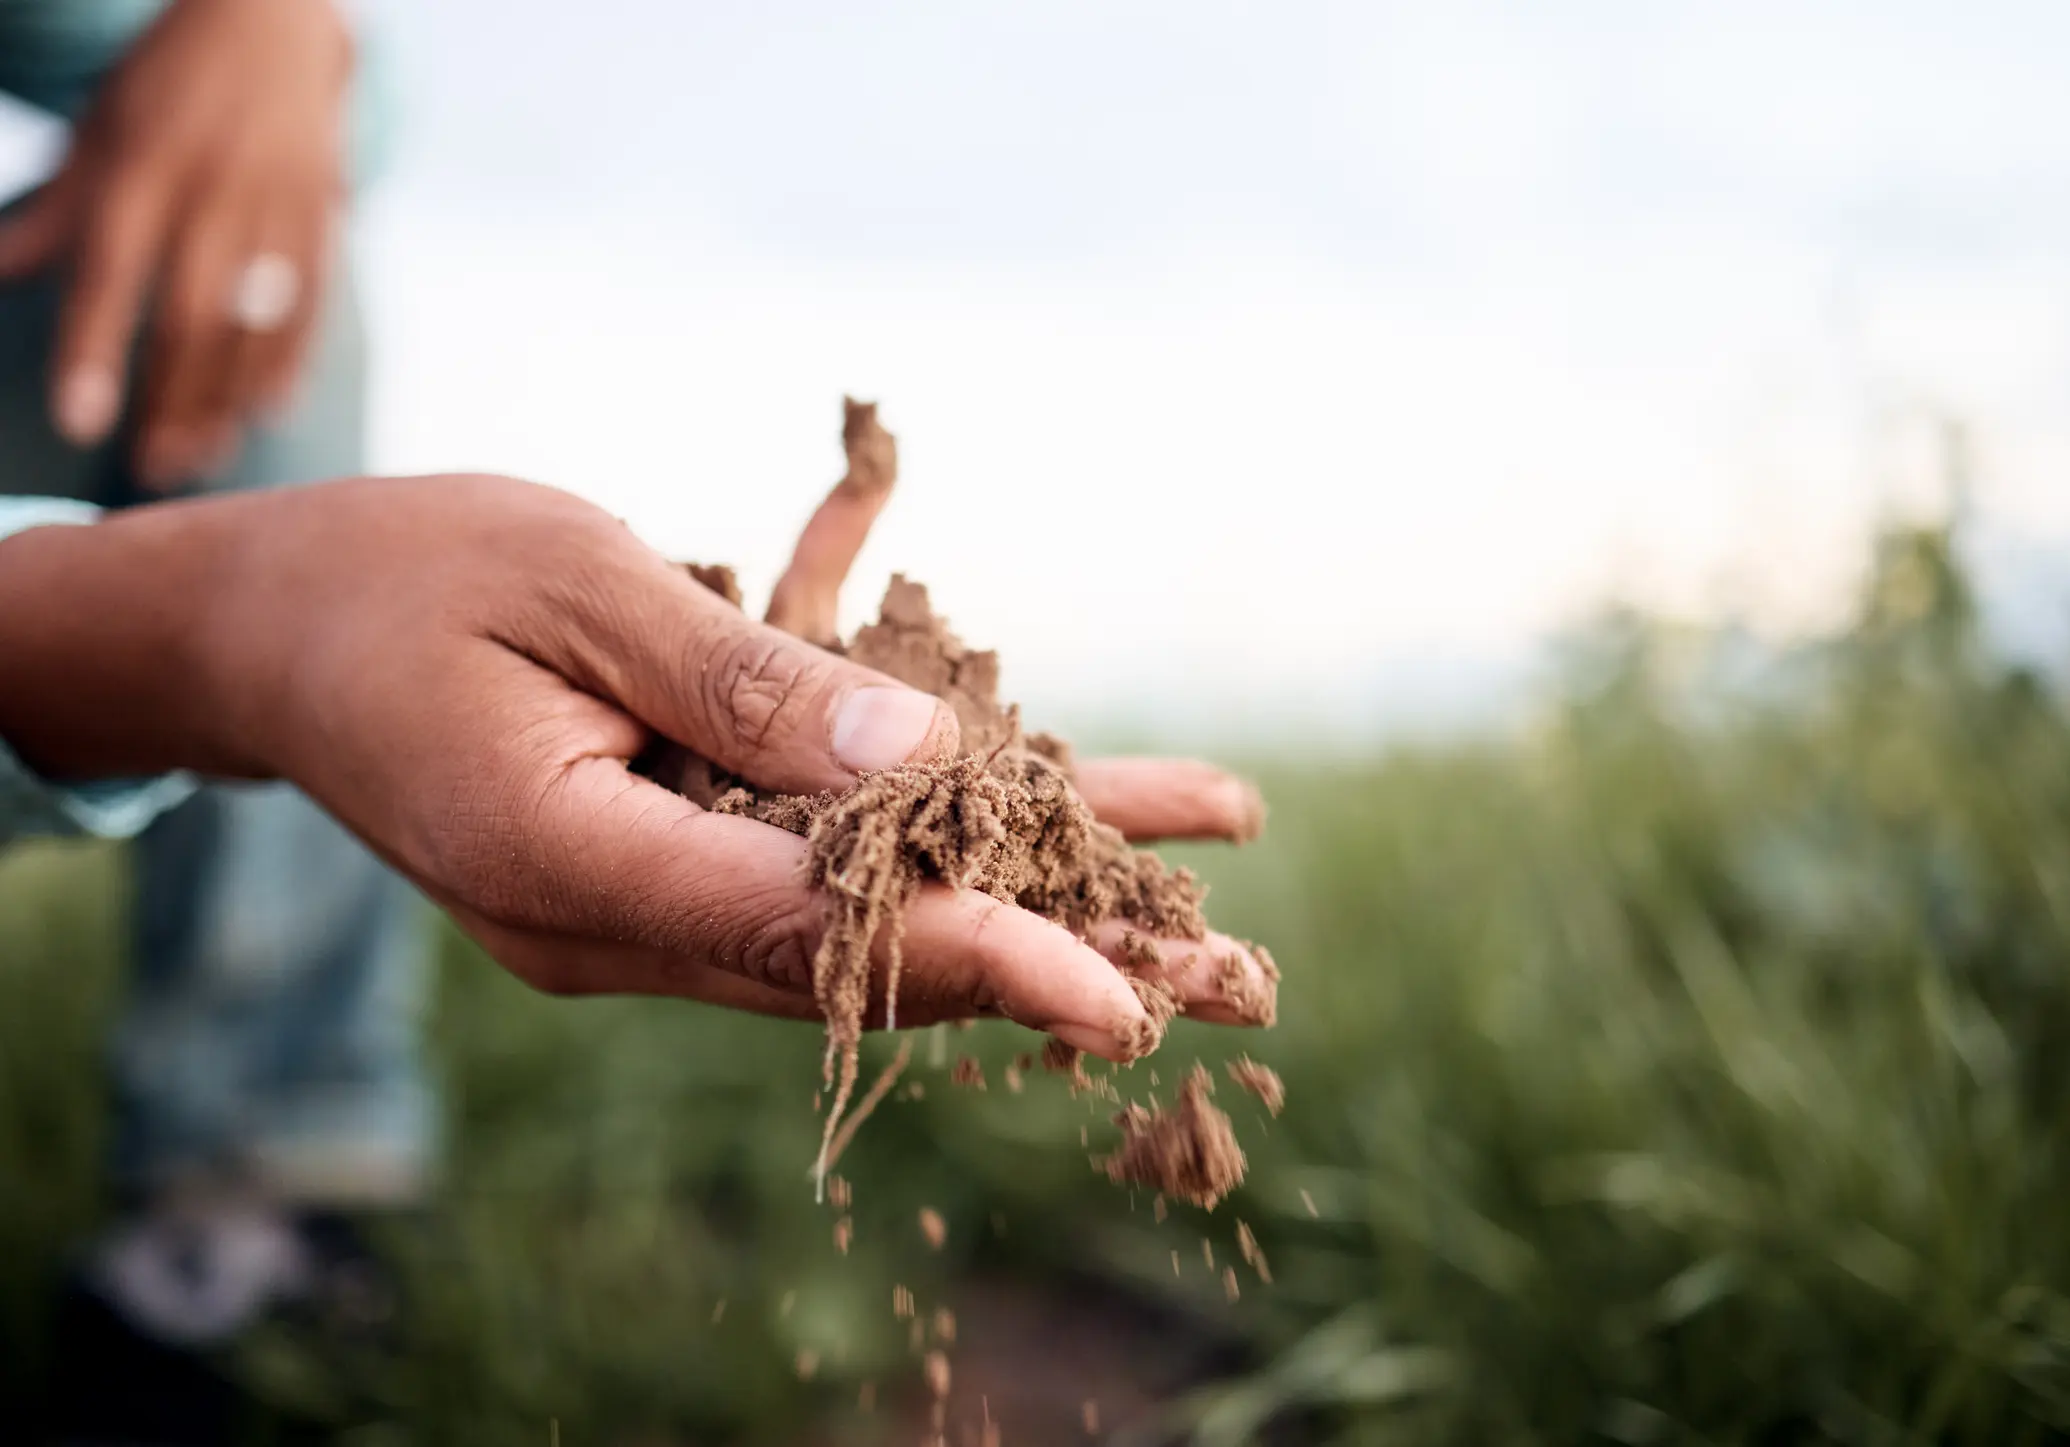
[0,0,352,488]
[0,475,1271,1058]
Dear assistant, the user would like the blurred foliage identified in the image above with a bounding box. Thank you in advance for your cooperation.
[8,520,2070,1444]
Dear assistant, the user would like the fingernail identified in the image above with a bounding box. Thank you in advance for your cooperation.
[832,687,951,773]
[1231,779,1267,842]
[1049,1021,1134,1062]
[54,366,117,445]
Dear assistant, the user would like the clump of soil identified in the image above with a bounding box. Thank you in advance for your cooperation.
[1103,1065,1247,1210]
[641,398,1271,1201]
[1225,1056,1285,1116]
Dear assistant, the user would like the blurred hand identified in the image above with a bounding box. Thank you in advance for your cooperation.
[0,476,1272,1058]
[0,0,352,488]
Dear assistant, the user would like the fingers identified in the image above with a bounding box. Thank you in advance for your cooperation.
[1087,920,1280,1028]
[138,201,241,488]
[1073,756,1266,843]
[764,398,898,646]
[443,757,1152,1058]
[527,550,963,797]
[0,165,84,279]
[49,163,172,449]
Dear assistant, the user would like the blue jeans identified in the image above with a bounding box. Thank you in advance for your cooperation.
[0,258,435,1207]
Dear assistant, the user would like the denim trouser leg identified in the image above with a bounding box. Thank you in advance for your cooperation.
[0,254,435,1207]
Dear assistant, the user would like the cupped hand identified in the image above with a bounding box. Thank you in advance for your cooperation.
[0,475,1270,1059]
[0,0,351,487]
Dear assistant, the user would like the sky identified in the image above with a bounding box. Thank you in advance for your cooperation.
[14,2,2070,741]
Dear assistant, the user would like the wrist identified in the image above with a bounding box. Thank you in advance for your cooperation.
[0,500,268,783]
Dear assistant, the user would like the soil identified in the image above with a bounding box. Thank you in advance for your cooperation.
[641,398,1273,1207]
[1226,1056,1286,1116]
[1235,1220,1272,1284]
[1102,1065,1246,1210]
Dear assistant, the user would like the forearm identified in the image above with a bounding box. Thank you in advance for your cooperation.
[0,498,259,783]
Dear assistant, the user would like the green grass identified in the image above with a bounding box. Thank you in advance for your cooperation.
[6,524,2070,1444]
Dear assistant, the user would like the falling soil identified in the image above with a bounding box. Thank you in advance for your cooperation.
[1102,1066,1246,1210]
[1225,1056,1285,1117]
[641,398,1277,1207]
[1235,1221,1272,1284]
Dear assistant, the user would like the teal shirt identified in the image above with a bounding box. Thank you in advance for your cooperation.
[0,498,196,844]
[0,0,397,189]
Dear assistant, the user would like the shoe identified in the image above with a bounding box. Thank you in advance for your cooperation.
[39,1265,242,1447]
[37,1203,413,1446]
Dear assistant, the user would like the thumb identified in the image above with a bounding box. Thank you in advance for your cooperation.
[0,166,82,278]
[538,555,963,795]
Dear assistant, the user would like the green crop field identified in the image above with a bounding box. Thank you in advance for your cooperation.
[6,524,2070,1446]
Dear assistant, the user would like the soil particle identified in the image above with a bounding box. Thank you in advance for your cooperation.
[1115,929,1163,976]
[1042,1039,1083,1075]
[1236,1220,1272,1284]
[1200,1238,1214,1271]
[1169,1250,1181,1278]
[1222,1267,1241,1303]
[1003,1061,1024,1093]
[1225,1056,1285,1117]
[1102,1065,1246,1209]
[894,1285,916,1320]
[682,562,743,608]
[1300,1189,1319,1218]
[919,1208,948,1250]
[1152,1195,1167,1223]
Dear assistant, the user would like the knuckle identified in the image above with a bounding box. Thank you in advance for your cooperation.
[162,276,220,342]
[417,760,560,931]
[723,889,821,993]
[701,630,810,757]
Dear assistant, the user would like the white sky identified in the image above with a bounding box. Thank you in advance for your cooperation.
[22,3,2070,739]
